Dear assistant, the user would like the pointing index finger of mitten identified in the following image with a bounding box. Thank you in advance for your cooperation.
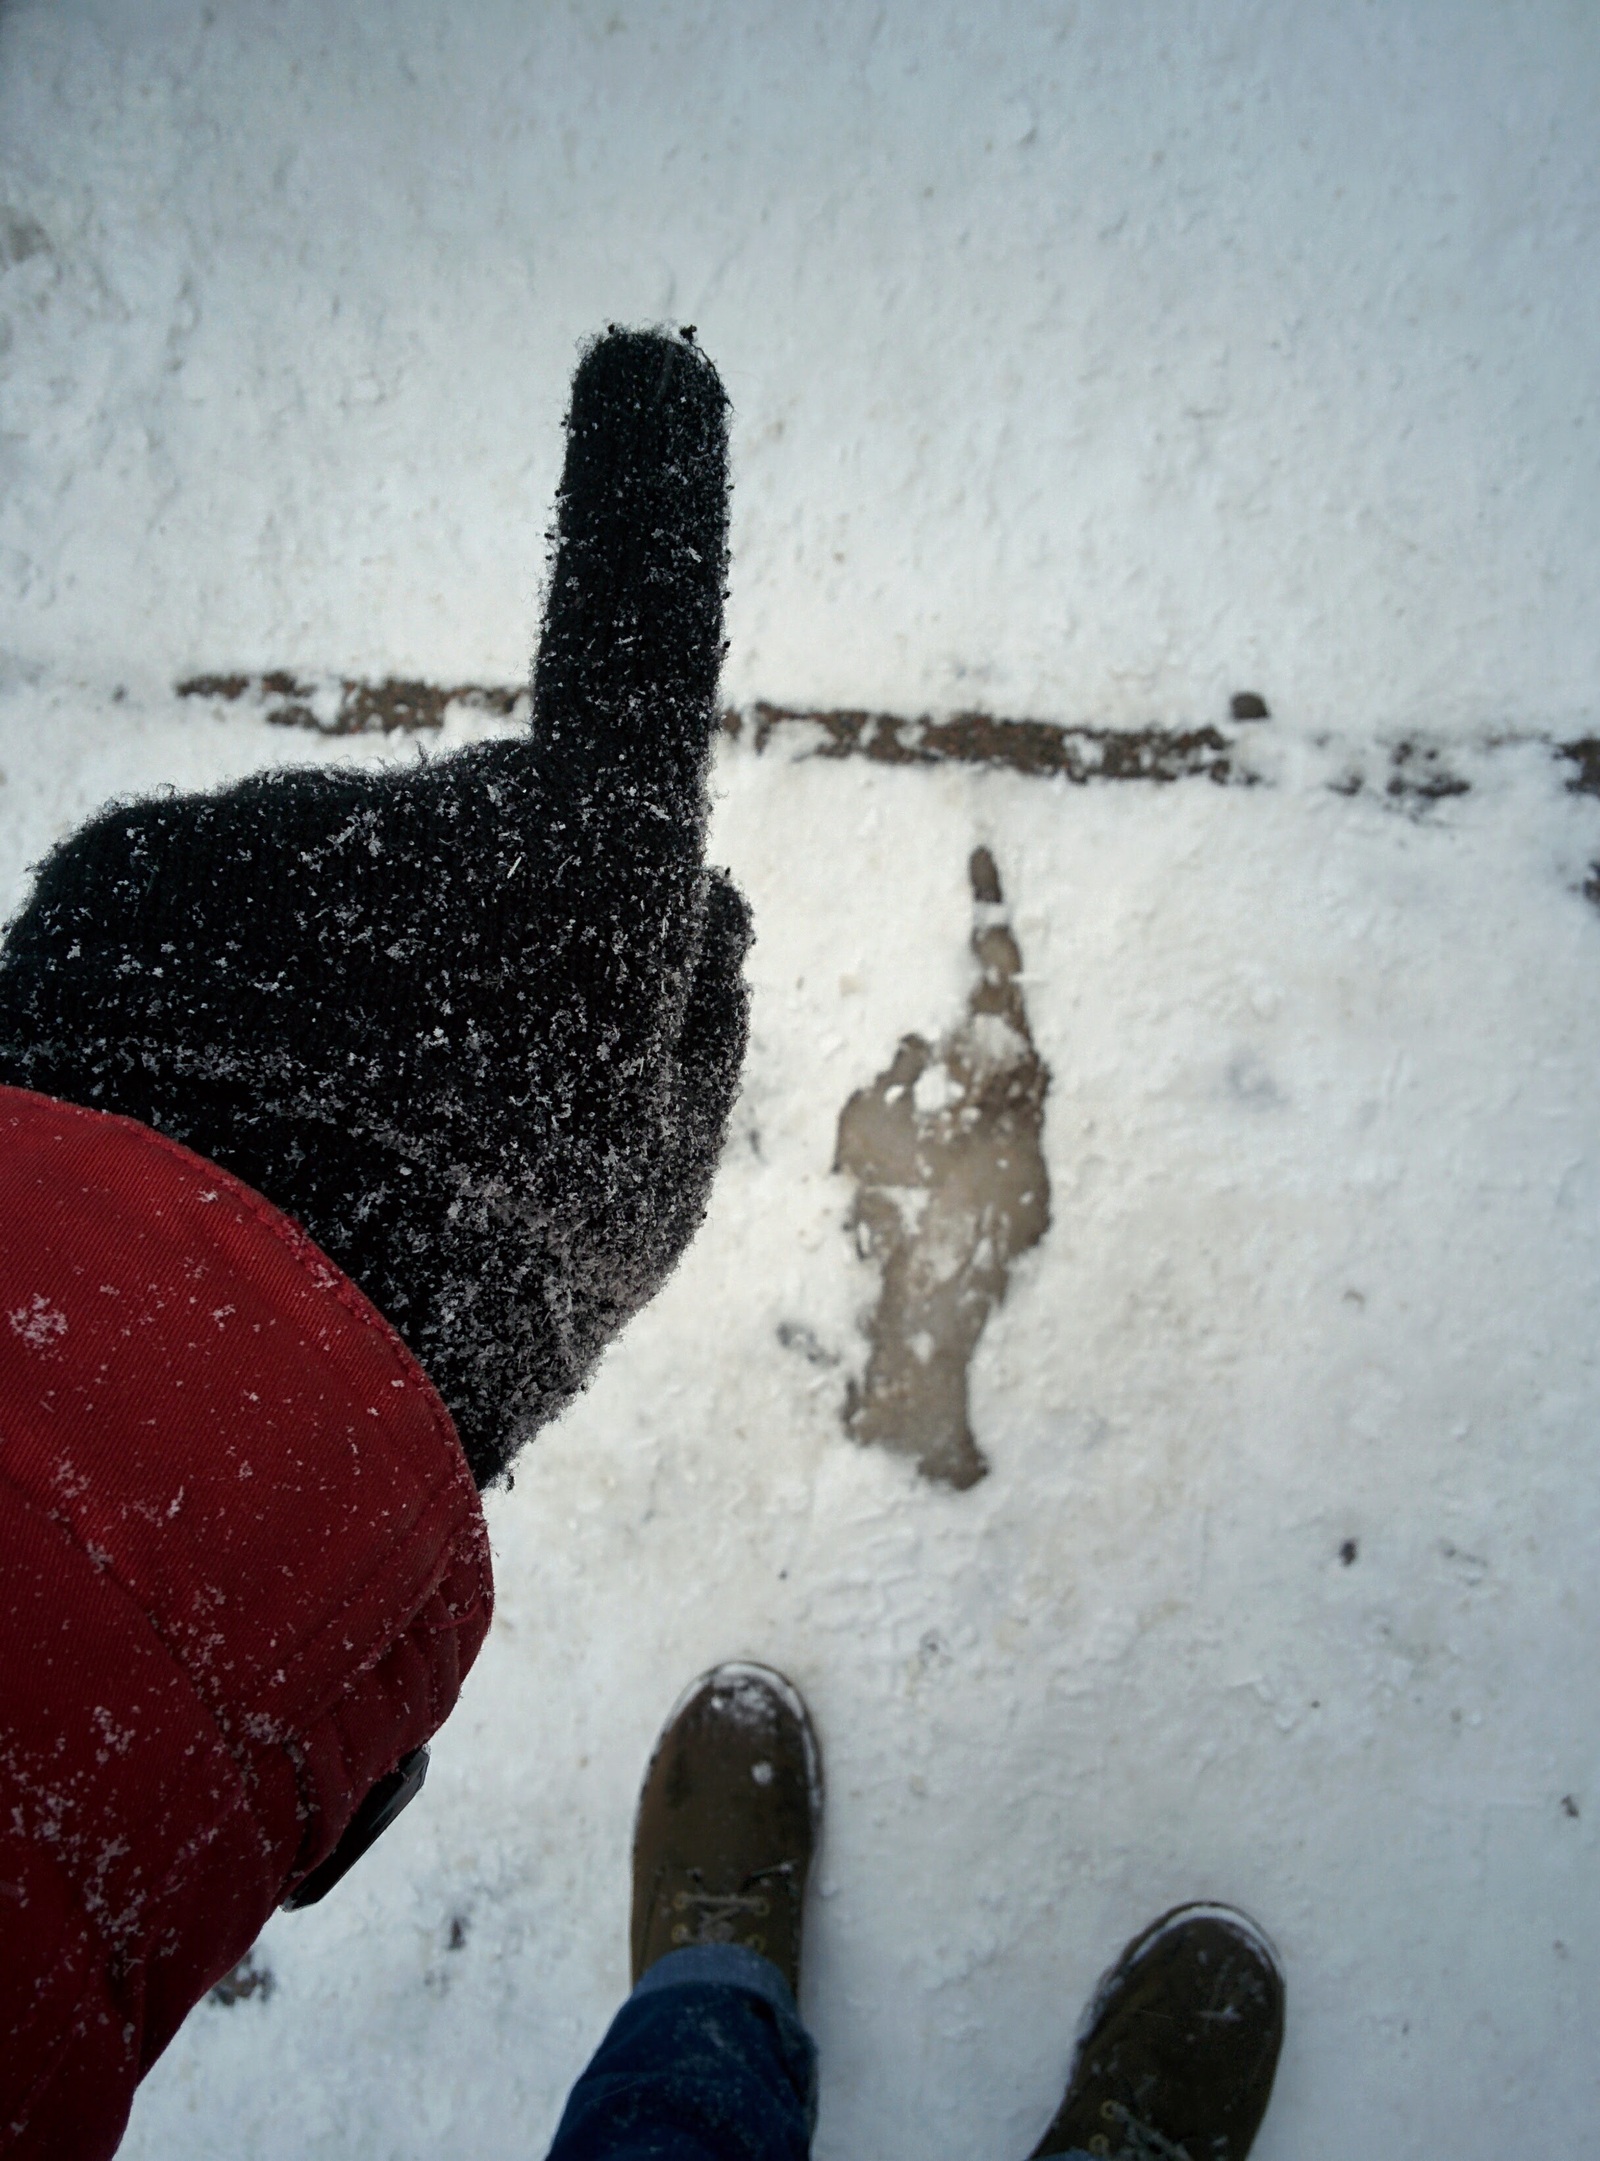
[533,326,729,829]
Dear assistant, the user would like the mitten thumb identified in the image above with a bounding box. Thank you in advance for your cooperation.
[532,326,729,831]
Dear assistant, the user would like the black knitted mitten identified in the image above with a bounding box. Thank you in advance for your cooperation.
[0,328,750,1489]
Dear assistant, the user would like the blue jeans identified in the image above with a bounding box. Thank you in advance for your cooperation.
[548,1947,816,2161]
[547,1946,1095,2161]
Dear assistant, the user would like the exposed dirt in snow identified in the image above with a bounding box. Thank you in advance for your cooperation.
[209,1951,275,2009]
[734,706,1248,789]
[168,679,1600,889]
[177,672,532,737]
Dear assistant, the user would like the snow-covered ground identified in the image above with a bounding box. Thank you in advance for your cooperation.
[4,5,1600,2157]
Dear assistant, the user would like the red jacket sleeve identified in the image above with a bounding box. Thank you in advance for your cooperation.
[0,1087,494,2160]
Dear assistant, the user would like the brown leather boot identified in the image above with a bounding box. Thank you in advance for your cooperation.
[1032,1904,1285,2161]
[630,1663,822,1994]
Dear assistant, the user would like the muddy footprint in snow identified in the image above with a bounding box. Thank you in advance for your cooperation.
[834,848,1050,1489]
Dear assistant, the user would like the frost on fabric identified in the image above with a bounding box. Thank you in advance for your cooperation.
[8,1293,69,1350]
[0,330,751,1489]
[835,848,1050,1489]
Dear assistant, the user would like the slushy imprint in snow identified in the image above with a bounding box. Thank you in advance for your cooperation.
[835,848,1050,1489]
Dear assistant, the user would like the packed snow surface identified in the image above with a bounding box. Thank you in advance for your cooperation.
[5,0,1600,738]
[3,4,1600,2158]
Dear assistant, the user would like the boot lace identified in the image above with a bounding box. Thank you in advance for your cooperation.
[1095,2099,1194,2161]
[669,1886,771,1947]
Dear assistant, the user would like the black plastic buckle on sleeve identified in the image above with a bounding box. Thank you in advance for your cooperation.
[281,1744,430,1911]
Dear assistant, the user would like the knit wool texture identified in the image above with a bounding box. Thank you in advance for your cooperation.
[0,329,751,1489]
